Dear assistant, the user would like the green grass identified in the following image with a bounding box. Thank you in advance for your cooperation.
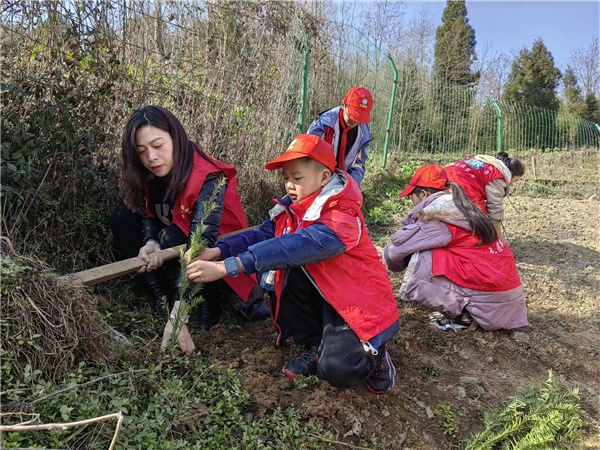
[419,365,444,378]
[362,157,419,227]
[510,178,599,200]
[0,354,335,449]
[436,402,458,439]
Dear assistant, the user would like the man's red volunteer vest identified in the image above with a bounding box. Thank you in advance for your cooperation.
[271,176,399,343]
[145,149,256,300]
[432,224,521,292]
[445,158,505,213]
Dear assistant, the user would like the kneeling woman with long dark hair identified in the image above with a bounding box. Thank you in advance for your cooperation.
[110,106,267,334]
[382,165,528,331]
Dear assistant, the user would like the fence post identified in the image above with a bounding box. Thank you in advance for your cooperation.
[298,38,311,134]
[492,99,502,154]
[382,54,398,170]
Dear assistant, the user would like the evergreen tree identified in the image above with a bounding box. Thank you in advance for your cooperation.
[562,67,586,116]
[583,92,600,123]
[503,38,561,110]
[433,0,478,86]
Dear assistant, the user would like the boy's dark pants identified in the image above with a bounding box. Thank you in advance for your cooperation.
[109,207,263,312]
[277,268,378,389]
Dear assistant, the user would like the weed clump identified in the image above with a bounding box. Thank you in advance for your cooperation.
[1,255,114,381]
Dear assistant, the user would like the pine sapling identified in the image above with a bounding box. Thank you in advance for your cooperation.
[464,370,582,450]
[168,177,227,344]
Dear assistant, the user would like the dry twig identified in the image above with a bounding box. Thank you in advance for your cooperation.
[0,411,124,450]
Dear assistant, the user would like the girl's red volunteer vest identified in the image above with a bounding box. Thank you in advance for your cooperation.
[432,224,521,292]
[145,149,256,300]
[271,176,399,343]
[445,158,505,213]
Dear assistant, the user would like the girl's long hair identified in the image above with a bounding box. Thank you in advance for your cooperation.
[496,151,525,177]
[448,182,497,245]
[120,105,213,210]
[416,183,498,245]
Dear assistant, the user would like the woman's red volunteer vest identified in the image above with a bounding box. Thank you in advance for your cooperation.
[270,177,399,343]
[432,224,521,292]
[445,158,505,213]
[145,150,256,300]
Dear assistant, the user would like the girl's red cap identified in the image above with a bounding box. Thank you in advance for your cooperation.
[399,165,449,197]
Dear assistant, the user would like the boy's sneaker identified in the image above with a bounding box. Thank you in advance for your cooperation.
[282,346,318,378]
[366,345,396,394]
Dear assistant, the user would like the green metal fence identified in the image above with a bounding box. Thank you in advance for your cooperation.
[1,0,599,179]
[295,18,599,165]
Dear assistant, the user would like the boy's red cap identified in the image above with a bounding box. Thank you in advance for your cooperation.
[343,87,373,124]
[265,134,337,172]
[399,165,449,197]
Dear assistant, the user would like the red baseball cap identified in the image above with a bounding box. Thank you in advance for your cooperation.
[398,165,449,197]
[265,134,337,172]
[343,87,373,124]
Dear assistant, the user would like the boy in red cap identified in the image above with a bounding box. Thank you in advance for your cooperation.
[382,165,528,331]
[186,134,401,393]
[307,87,373,185]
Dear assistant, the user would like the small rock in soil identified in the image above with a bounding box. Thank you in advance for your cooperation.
[425,406,434,419]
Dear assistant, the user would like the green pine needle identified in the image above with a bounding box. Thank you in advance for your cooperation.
[464,371,582,450]
[169,177,227,343]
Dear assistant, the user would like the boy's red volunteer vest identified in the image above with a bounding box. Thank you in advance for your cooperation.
[432,224,521,292]
[445,158,505,213]
[271,176,399,343]
[322,110,349,170]
[145,149,256,300]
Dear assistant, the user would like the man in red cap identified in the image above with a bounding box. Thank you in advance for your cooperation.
[185,134,400,394]
[307,87,373,185]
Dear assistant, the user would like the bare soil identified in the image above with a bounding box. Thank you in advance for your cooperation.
[184,195,600,449]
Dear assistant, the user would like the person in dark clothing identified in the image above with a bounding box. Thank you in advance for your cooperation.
[110,106,269,335]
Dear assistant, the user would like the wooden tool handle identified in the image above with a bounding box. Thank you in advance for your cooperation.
[61,226,258,286]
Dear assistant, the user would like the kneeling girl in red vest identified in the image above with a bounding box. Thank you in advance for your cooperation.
[185,134,401,393]
[110,106,267,340]
[444,152,525,241]
[382,165,529,331]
